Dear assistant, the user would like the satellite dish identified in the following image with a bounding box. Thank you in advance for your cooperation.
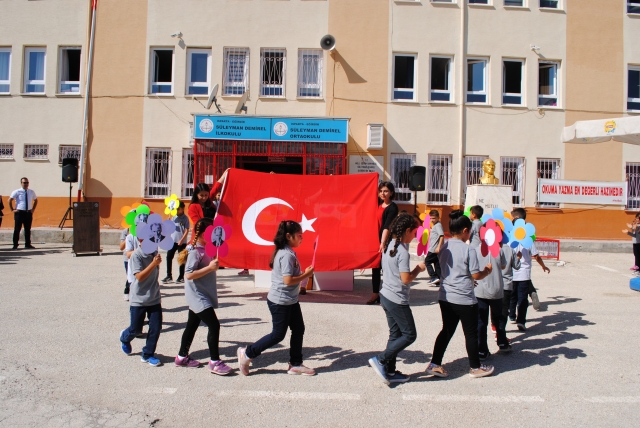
[205,84,221,113]
[234,90,249,114]
[320,34,336,51]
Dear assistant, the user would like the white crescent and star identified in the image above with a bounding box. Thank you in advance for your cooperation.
[241,198,317,246]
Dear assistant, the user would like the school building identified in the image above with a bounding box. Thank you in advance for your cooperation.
[1,0,639,240]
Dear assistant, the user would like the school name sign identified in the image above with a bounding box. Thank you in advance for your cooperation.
[538,179,627,205]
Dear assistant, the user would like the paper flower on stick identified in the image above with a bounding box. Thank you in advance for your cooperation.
[164,194,180,216]
[124,204,151,236]
[509,219,536,249]
[137,213,176,253]
[480,219,503,257]
[204,216,232,258]
[463,206,472,218]
[416,224,430,256]
[482,208,514,244]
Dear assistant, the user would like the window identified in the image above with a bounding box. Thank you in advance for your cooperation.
[629,1,640,14]
[627,163,640,209]
[24,144,49,160]
[186,49,211,96]
[0,143,14,159]
[24,47,46,94]
[298,49,323,98]
[390,153,416,203]
[0,48,10,94]
[503,60,524,105]
[539,0,558,8]
[144,148,172,198]
[467,58,487,103]
[223,47,249,96]
[392,54,417,101]
[538,61,558,106]
[628,66,640,111]
[149,48,173,94]
[430,56,452,102]
[58,145,81,164]
[505,0,524,6]
[469,0,489,4]
[260,48,286,97]
[537,158,560,208]
[431,0,455,3]
[427,154,452,205]
[182,148,194,199]
[464,155,489,203]
[501,157,525,206]
[59,47,81,94]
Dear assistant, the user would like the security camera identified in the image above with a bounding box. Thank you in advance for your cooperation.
[171,32,183,38]
[530,45,541,51]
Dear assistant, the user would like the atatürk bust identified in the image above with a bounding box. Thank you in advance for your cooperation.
[479,158,499,185]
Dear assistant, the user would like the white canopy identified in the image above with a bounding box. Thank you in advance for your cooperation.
[562,116,640,145]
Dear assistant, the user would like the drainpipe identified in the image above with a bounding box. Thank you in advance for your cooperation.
[457,0,467,208]
[77,0,98,201]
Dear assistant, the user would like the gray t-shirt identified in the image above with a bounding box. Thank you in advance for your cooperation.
[469,219,482,248]
[501,245,521,291]
[438,238,480,305]
[474,249,507,300]
[129,248,161,307]
[184,246,218,312]
[628,228,639,244]
[380,243,412,305]
[428,222,444,254]
[124,233,140,284]
[171,214,190,244]
[267,246,302,306]
[512,242,539,281]
[120,228,129,261]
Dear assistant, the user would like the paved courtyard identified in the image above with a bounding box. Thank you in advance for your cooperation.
[0,244,639,427]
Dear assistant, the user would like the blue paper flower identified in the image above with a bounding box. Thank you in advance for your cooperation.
[137,213,176,253]
[508,218,536,249]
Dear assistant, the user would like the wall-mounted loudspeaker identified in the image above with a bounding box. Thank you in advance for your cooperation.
[320,34,336,51]
[408,166,426,191]
[62,157,79,183]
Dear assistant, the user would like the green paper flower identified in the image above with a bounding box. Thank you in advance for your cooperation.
[125,204,151,236]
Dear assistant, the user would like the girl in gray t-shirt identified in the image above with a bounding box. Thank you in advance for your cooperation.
[174,218,232,376]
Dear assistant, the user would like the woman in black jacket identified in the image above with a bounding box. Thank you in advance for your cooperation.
[367,181,399,305]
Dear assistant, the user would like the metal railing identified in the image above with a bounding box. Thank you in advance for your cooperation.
[427,154,452,205]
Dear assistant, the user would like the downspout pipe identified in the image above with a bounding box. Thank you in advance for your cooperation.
[77,0,97,201]
[457,0,467,208]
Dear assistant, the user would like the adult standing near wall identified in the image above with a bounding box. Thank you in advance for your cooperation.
[9,177,37,250]
[367,181,398,305]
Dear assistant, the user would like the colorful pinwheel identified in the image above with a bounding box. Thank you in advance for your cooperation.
[137,213,176,254]
[509,218,536,249]
[124,204,151,236]
[164,194,180,217]
[481,208,514,244]
[480,219,503,257]
[416,224,430,256]
[204,216,232,258]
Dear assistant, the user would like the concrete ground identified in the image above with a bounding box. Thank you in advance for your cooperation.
[0,244,639,427]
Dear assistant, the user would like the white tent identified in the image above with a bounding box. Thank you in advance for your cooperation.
[562,116,640,145]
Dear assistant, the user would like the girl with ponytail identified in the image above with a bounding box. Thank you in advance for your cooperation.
[368,213,426,385]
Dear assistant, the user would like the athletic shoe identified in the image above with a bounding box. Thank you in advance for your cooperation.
[299,287,307,295]
[123,294,129,301]
[176,277,184,283]
[25,245,36,249]
[12,245,18,250]
[120,330,132,355]
[517,323,527,331]
[430,278,440,286]
[238,269,250,276]
[287,364,316,376]
[387,371,410,383]
[237,347,252,376]
[491,324,496,332]
[425,363,448,378]
[469,364,494,378]
[531,292,541,311]
[509,318,517,324]
[175,355,200,368]
[478,351,490,361]
[498,344,513,353]
[368,356,390,385]
[631,266,639,271]
[209,360,232,375]
[141,356,162,367]
[161,276,172,284]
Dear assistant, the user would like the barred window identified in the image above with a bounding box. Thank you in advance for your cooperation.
[24,144,48,160]
[501,157,525,207]
[298,49,322,98]
[390,153,416,203]
[223,47,249,96]
[463,155,488,204]
[626,163,640,210]
[0,143,14,159]
[182,148,194,199]
[58,145,81,164]
[145,148,172,198]
[427,154,452,205]
[537,158,560,208]
[260,48,286,98]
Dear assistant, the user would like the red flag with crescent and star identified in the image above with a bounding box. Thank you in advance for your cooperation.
[215,169,380,271]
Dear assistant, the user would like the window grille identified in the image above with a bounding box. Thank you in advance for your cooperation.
[223,47,249,96]
[463,155,489,204]
[0,47,11,94]
[626,163,640,210]
[145,148,172,198]
[260,48,286,98]
[537,158,560,208]
[297,49,322,98]
[0,143,14,159]
[58,145,81,164]
[501,157,525,207]
[427,154,452,205]
[24,144,48,160]
[390,153,417,204]
[182,149,194,199]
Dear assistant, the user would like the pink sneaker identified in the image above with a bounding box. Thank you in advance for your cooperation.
[237,347,252,376]
[174,355,201,368]
[287,364,316,376]
[238,269,251,276]
[209,360,232,376]
[631,266,639,271]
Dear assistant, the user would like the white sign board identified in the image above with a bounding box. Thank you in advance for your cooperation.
[538,179,627,205]
[465,185,513,212]
[349,155,384,182]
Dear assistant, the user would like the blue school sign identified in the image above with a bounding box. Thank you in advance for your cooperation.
[194,115,349,143]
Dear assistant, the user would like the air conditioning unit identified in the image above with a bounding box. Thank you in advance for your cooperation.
[367,123,384,150]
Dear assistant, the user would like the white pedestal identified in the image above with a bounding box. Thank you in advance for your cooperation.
[254,270,354,292]
[465,185,513,212]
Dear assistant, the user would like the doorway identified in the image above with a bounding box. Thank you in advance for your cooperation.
[237,155,304,175]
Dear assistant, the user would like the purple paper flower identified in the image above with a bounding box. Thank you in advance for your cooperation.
[137,213,176,253]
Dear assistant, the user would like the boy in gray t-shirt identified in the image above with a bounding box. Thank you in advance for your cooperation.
[424,210,444,286]
[468,205,484,248]
[119,246,164,366]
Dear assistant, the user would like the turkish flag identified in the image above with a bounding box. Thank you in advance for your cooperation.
[216,169,380,271]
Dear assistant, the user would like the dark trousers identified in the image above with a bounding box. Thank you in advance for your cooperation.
[120,304,163,359]
[13,210,32,246]
[477,297,508,352]
[503,289,513,320]
[372,267,381,293]
[166,243,186,278]
[123,261,130,294]
[634,244,640,267]
[179,307,220,360]
[431,300,480,369]
[424,252,441,280]
[511,280,530,324]
[377,295,417,373]
[246,300,305,366]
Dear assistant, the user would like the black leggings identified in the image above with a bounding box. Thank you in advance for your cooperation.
[634,243,640,267]
[179,307,220,360]
[431,300,480,369]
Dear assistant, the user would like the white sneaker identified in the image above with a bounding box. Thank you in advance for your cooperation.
[430,278,440,286]
[123,294,129,301]
[531,292,541,311]
[469,364,494,378]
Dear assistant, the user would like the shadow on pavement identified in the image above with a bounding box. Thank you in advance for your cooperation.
[0,246,72,264]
